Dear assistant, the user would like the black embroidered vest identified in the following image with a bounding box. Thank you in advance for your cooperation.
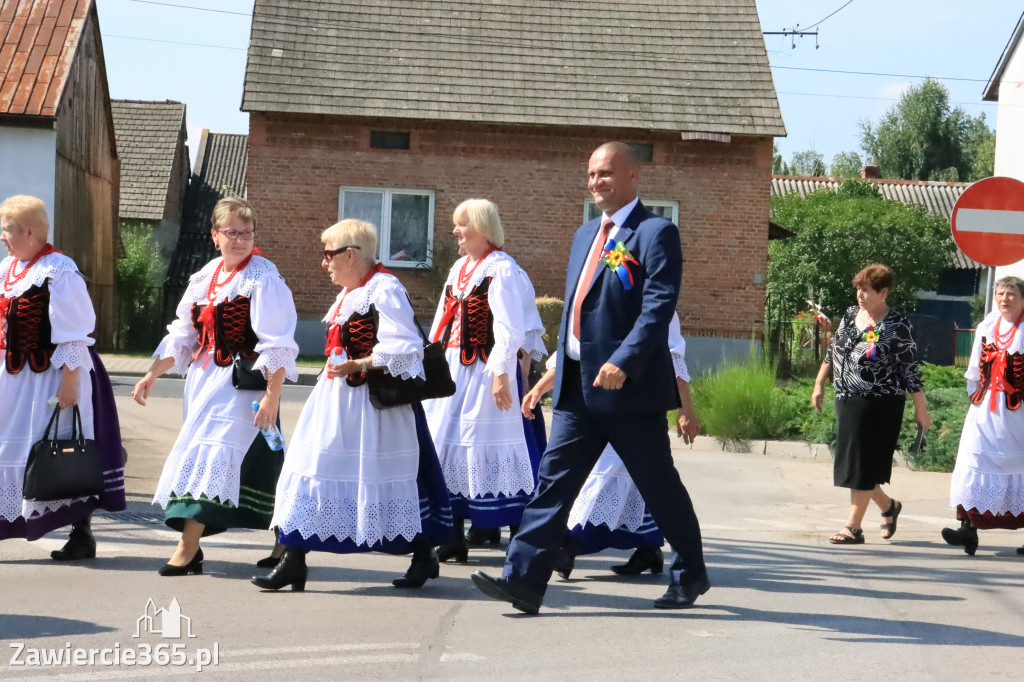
[3,282,56,374]
[442,278,495,366]
[190,297,259,366]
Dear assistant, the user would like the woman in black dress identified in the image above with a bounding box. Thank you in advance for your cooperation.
[811,264,930,544]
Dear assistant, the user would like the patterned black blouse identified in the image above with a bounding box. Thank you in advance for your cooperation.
[824,306,924,398]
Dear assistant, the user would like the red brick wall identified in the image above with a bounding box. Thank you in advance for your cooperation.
[247,113,772,340]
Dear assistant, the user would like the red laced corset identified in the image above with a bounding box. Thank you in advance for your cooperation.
[324,308,377,387]
[434,280,494,366]
[190,297,258,367]
[971,341,1024,412]
[1,283,55,373]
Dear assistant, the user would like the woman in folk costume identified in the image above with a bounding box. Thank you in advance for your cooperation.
[0,195,125,560]
[132,197,298,576]
[423,198,542,562]
[252,219,451,592]
[522,313,700,578]
[942,276,1024,556]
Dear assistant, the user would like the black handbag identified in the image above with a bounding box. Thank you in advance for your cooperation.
[23,405,104,502]
[232,354,268,391]
[367,305,456,409]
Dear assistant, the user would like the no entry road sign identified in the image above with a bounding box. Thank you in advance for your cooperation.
[952,176,1024,267]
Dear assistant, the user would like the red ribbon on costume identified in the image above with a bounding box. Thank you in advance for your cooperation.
[0,296,8,350]
[432,249,499,343]
[323,263,394,355]
[1,244,61,349]
[195,251,258,367]
[988,350,1018,413]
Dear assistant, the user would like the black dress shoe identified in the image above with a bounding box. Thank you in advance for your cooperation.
[251,549,307,591]
[941,523,979,556]
[553,545,576,580]
[158,548,204,577]
[393,549,440,588]
[470,571,542,615]
[466,526,501,546]
[50,521,96,561]
[610,547,664,576]
[653,573,711,609]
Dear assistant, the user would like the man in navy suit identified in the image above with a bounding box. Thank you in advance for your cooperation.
[472,142,708,613]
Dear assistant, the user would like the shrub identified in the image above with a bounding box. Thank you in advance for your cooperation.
[691,356,803,443]
[535,296,563,349]
[115,223,166,350]
[900,386,967,472]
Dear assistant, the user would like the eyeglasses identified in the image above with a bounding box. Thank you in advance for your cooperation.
[218,228,255,241]
[323,245,360,261]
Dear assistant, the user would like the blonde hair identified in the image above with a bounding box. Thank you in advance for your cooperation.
[321,218,378,265]
[211,196,256,231]
[453,199,504,248]
[0,195,49,234]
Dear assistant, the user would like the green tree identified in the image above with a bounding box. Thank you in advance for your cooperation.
[768,180,956,323]
[963,113,996,180]
[790,149,826,177]
[859,78,994,182]
[771,142,789,175]
[830,150,863,178]
[115,223,166,350]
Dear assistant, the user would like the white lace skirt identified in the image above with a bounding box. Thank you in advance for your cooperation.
[951,393,1024,516]
[567,447,647,532]
[153,350,263,508]
[422,349,534,499]
[271,374,423,547]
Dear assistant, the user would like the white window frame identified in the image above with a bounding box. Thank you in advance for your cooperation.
[338,186,435,268]
[583,198,679,225]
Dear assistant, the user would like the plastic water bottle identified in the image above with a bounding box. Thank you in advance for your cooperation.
[251,400,285,451]
[328,346,345,379]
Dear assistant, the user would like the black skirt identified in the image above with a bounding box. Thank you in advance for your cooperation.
[833,394,906,490]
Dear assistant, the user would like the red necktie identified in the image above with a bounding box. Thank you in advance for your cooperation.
[572,219,613,342]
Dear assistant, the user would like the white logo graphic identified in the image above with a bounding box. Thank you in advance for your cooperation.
[134,598,196,639]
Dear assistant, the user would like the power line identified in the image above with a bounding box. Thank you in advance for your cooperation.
[125,0,250,16]
[773,65,986,83]
[105,34,246,50]
[802,0,855,31]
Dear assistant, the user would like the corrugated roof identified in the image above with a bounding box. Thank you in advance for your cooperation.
[167,131,249,288]
[242,0,786,137]
[0,0,90,117]
[111,99,187,221]
[771,175,977,269]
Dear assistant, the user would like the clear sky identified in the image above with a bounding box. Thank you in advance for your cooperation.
[95,0,1023,172]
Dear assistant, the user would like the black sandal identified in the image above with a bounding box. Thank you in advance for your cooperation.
[880,499,902,540]
[829,526,865,544]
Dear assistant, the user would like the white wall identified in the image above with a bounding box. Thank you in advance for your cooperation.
[993,42,1024,283]
[0,125,57,249]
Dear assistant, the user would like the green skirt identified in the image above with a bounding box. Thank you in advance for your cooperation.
[164,434,282,536]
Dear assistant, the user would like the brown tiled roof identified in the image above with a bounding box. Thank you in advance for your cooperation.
[771,175,977,269]
[0,0,90,117]
[111,99,187,221]
[167,131,249,288]
[242,0,786,136]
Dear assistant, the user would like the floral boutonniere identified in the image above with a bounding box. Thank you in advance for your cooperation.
[600,240,640,290]
[862,323,883,358]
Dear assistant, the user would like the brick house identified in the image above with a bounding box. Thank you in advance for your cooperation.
[110,99,190,262]
[0,0,119,345]
[241,0,786,366]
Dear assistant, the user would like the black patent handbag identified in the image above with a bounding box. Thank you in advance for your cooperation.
[23,405,104,502]
[232,354,268,391]
[366,303,456,409]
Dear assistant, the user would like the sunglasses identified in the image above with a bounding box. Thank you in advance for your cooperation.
[323,245,360,261]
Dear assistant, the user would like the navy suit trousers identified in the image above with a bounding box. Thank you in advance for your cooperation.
[502,360,706,597]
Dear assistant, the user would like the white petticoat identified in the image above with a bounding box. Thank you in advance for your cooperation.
[567,447,647,532]
[950,394,1024,517]
[423,349,534,499]
[271,374,423,546]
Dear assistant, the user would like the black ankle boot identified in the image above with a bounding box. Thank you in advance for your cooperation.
[941,519,979,556]
[610,547,664,575]
[51,518,96,561]
[393,543,440,588]
[251,548,308,591]
[437,517,469,563]
[553,541,576,580]
[256,538,286,568]
[466,526,501,546]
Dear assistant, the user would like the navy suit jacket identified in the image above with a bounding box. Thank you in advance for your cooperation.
[553,201,683,413]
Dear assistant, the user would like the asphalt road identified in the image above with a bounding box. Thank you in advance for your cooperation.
[0,376,1022,680]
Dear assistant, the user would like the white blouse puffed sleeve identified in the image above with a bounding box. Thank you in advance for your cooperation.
[428,260,460,342]
[964,315,991,396]
[485,260,526,378]
[545,351,558,371]
[371,278,425,380]
[48,269,96,372]
[667,312,690,382]
[153,286,200,377]
[249,272,300,383]
[517,266,547,361]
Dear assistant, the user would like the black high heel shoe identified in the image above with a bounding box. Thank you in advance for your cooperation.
[392,549,440,588]
[941,520,979,556]
[251,549,308,591]
[610,547,664,575]
[159,548,204,576]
